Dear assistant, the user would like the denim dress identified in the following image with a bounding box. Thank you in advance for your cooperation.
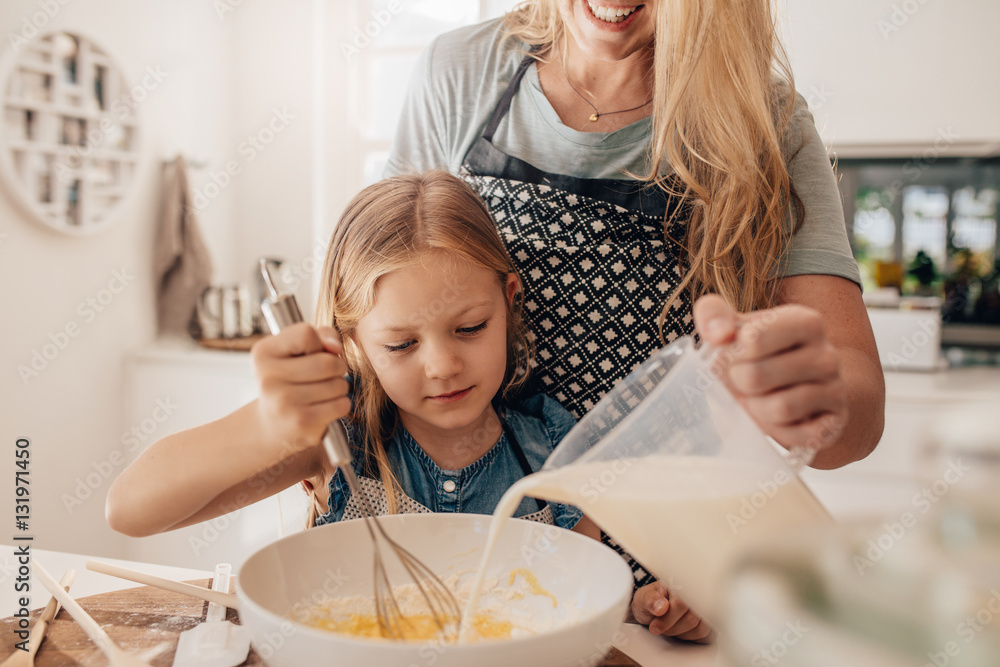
[315,393,583,531]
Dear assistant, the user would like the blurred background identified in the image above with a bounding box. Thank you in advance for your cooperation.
[0,0,998,575]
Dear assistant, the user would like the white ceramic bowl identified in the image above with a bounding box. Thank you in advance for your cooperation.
[236,513,632,667]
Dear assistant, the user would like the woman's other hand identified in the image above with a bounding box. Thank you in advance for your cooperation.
[250,323,352,452]
[630,581,714,643]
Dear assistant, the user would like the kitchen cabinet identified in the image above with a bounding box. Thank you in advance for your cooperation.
[782,0,1000,156]
[122,341,310,570]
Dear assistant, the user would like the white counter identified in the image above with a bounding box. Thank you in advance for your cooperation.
[799,364,1000,521]
[884,364,1000,403]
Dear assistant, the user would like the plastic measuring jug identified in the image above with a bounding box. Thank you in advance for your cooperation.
[518,335,831,625]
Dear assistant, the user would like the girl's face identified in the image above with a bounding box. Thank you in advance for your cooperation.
[354,252,517,441]
[556,0,658,63]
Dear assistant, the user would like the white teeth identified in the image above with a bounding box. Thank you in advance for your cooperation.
[587,2,637,23]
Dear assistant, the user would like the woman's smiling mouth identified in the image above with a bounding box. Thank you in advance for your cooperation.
[587,2,643,23]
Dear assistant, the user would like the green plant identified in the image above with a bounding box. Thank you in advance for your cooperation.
[907,250,938,287]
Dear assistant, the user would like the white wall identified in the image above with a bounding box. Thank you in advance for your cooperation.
[782,0,1000,155]
[0,0,238,561]
[226,0,321,307]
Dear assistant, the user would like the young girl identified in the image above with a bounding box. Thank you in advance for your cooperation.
[106,170,711,642]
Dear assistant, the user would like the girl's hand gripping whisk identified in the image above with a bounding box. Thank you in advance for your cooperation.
[258,259,354,467]
[257,259,462,641]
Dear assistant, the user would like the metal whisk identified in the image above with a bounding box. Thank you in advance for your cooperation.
[258,259,462,640]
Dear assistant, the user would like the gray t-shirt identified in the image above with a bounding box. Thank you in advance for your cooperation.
[385,18,860,286]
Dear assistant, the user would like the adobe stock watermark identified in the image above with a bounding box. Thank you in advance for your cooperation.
[924,589,1000,667]
[750,619,811,666]
[6,0,74,53]
[17,268,135,385]
[878,0,933,40]
[579,456,635,505]
[213,0,244,20]
[853,458,969,575]
[725,414,840,534]
[189,437,302,555]
[802,84,834,114]
[362,274,472,373]
[579,629,628,667]
[884,315,939,371]
[189,107,296,212]
[683,307,782,400]
[253,566,352,662]
[854,127,959,238]
[54,65,169,185]
[519,522,572,578]
[188,496,251,556]
[0,553,19,588]
[404,632,452,667]
[62,397,178,514]
[279,237,331,292]
[340,0,403,62]
[429,413,503,472]
[726,467,796,534]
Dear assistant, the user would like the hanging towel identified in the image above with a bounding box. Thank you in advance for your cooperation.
[154,155,214,337]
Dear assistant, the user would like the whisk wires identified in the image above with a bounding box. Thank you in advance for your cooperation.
[340,466,462,640]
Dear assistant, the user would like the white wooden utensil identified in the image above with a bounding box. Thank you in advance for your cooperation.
[0,569,75,667]
[171,563,250,667]
[86,560,239,608]
[31,559,153,667]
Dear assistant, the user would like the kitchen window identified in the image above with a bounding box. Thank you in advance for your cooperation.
[839,157,1000,338]
[843,160,999,280]
[352,0,522,186]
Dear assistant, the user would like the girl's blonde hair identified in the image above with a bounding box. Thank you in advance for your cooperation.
[504,0,804,332]
[312,171,532,518]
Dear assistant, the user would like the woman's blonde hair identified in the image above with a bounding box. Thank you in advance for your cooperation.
[504,0,804,332]
[312,171,532,518]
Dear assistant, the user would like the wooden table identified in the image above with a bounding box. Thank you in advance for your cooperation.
[0,583,640,666]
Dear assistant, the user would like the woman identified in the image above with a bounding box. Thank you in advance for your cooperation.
[385,0,885,641]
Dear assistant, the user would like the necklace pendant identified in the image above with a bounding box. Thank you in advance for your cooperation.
[589,113,599,122]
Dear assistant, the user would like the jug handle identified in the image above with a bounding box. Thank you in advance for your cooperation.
[698,341,819,472]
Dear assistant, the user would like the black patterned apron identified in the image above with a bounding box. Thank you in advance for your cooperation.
[460,55,695,590]
[461,56,693,419]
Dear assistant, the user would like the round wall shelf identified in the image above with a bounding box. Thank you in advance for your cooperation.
[0,31,140,235]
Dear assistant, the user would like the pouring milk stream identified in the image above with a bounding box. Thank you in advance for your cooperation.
[459,337,831,640]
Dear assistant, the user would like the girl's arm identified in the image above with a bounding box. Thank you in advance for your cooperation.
[106,324,351,536]
[106,401,321,536]
[571,514,601,539]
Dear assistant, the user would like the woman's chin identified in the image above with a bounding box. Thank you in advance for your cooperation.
[568,2,655,62]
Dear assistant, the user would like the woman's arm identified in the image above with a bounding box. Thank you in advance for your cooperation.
[694,277,885,470]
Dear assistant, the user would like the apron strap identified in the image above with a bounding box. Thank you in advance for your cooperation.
[501,414,548,513]
[482,54,536,143]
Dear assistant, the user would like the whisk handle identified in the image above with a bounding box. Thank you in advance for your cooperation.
[259,258,354,469]
[323,421,353,468]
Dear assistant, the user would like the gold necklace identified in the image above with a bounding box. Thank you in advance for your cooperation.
[563,67,653,123]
